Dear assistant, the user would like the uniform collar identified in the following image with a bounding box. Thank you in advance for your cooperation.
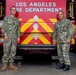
[9,15,16,20]
[59,18,66,23]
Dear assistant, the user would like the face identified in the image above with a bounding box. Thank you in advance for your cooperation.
[10,7,16,15]
[58,12,64,20]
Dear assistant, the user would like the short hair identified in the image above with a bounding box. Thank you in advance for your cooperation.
[10,6,16,10]
[58,10,64,14]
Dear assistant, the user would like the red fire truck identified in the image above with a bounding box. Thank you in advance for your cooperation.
[0,0,75,51]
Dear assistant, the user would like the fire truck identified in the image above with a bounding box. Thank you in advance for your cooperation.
[0,0,75,54]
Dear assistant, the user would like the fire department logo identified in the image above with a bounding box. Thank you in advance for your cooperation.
[33,34,39,40]
[33,15,39,21]
[33,23,39,30]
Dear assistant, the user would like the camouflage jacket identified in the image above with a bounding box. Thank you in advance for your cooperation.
[2,16,20,39]
[53,18,74,44]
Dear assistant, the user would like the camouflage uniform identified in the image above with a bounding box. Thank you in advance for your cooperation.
[53,18,74,65]
[2,16,20,63]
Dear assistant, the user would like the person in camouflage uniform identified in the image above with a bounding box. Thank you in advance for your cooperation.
[1,6,20,71]
[53,11,74,71]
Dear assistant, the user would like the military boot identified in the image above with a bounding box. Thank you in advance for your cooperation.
[9,63,18,70]
[1,63,8,72]
[56,63,65,69]
[63,65,70,71]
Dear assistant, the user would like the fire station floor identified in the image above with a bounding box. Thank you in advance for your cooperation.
[0,52,76,75]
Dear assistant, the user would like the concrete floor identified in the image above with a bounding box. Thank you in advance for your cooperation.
[0,53,76,75]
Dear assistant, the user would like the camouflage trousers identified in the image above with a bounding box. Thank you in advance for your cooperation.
[2,38,17,63]
[57,43,71,65]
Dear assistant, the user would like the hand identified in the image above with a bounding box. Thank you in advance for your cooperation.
[17,38,20,43]
[66,40,70,44]
[53,42,56,45]
[4,36,8,42]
